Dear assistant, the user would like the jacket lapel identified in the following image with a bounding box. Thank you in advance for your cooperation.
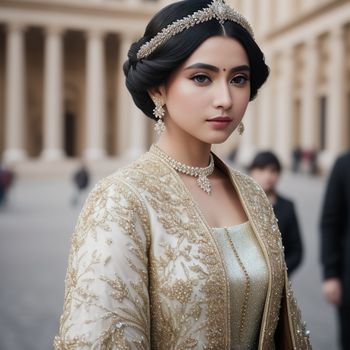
[215,158,285,349]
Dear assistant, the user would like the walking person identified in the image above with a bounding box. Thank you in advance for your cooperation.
[55,1,311,348]
[320,150,350,350]
[71,162,90,206]
[0,164,15,208]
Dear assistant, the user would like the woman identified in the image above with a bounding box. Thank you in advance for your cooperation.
[54,0,312,349]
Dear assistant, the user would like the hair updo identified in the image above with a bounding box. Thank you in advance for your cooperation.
[123,0,269,121]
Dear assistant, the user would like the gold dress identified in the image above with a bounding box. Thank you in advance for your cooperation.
[54,147,312,350]
[212,222,268,350]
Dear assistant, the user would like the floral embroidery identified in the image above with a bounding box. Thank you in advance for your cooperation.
[54,178,151,349]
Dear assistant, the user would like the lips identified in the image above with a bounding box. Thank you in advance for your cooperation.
[206,116,233,130]
[207,116,233,122]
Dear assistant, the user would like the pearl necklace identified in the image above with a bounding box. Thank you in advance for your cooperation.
[151,145,215,195]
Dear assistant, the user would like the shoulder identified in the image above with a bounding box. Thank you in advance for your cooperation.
[228,167,268,199]
[226,167,275,217]
[338,150,350,162]
[327,151,350,186]
[76,156,154,240]
[334,151,350,170]
[87,150,164,216]
[71,168,152,248]
[276,194,294,209]
[94,151,158,197]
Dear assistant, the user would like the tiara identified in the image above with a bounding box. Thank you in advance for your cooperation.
[136,0,254,60]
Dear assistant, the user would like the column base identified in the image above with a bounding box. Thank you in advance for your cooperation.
[2,149,27,163]
[41,148,65,161]
[83,148,106,160]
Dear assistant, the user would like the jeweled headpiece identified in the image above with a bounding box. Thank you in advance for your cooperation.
[137,0,254,60]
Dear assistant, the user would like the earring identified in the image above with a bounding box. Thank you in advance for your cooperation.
[238,121,245,135]
[152,98,166,135]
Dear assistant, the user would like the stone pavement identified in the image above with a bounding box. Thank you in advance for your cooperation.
[0,169,339,350]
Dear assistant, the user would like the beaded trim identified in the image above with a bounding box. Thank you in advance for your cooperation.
[151,144,215,195]
[137,0,254,60]
[224,228,251,344]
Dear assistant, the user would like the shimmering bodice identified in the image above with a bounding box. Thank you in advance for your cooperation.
[212,222,268,350]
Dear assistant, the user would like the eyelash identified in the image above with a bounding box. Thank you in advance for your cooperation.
[190,74,249,86]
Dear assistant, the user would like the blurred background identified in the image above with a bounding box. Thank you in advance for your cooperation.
[0,0,349,349]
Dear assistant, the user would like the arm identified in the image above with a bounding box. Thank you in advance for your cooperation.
[320,157,346,280]
[54,177,151,350]
[284,201,303,276]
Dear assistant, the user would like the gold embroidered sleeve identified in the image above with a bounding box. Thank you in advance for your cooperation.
[285,276,312,349]
[54,176,151,350]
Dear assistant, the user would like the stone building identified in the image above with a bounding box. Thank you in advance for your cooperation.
[0,0,349,173]
[234,0,350,170]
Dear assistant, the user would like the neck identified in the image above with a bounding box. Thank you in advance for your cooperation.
[156,133,212,168]
[266,190,277,205]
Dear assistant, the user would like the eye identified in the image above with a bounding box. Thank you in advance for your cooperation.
[231,74,249,86]
[191,74,211,85]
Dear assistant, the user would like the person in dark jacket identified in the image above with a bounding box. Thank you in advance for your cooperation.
[71,162,90,206]
[320,150,350,350]
[248,151,303,276]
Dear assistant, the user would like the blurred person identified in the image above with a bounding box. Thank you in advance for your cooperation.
[249,151,303,276]
[71,162,90,206]
[0,164,15,208]
[54,1,311,349]
[320,150,350,350]
[292,146,301,173]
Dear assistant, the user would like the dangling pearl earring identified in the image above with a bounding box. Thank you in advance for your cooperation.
[152,98,166,135]
[238,121,245,135]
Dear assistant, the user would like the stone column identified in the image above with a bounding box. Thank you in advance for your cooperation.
[300,37,318,151]
[302,0,317,12]
[116,33,147,158]
[322,26,347,168]
[257,82,273,149]
[241,0,254,23]
[258,0,272,35]
[84,29,106,160]
[257,49,273,149]
[235,0,256,166]
[276,0,292,26]
[126,107,148,159]
[41,27,65,160]
[3,23,27,163]
[116,34,133,156]
[236,101,257,166]
[274,48,294,166]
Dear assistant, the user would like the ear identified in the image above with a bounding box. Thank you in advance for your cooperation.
[148,85,166,104]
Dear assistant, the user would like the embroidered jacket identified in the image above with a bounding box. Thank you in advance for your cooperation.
[54,150,312,349]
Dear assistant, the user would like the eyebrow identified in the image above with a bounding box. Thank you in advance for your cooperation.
[184,63,250,73]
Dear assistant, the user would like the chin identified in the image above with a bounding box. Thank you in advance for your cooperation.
[207,135,232,145]
[199,131,232,145]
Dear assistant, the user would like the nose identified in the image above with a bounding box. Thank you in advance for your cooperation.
[213,81,233,111]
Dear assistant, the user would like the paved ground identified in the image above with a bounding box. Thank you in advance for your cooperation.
[0,168,339,349]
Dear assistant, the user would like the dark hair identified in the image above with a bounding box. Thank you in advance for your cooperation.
[248,151,282,173]
[123,0,269,120]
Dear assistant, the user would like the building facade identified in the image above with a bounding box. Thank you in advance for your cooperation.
[233,0,350,170]
[0,0,157,170]
[0,0,349,172]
